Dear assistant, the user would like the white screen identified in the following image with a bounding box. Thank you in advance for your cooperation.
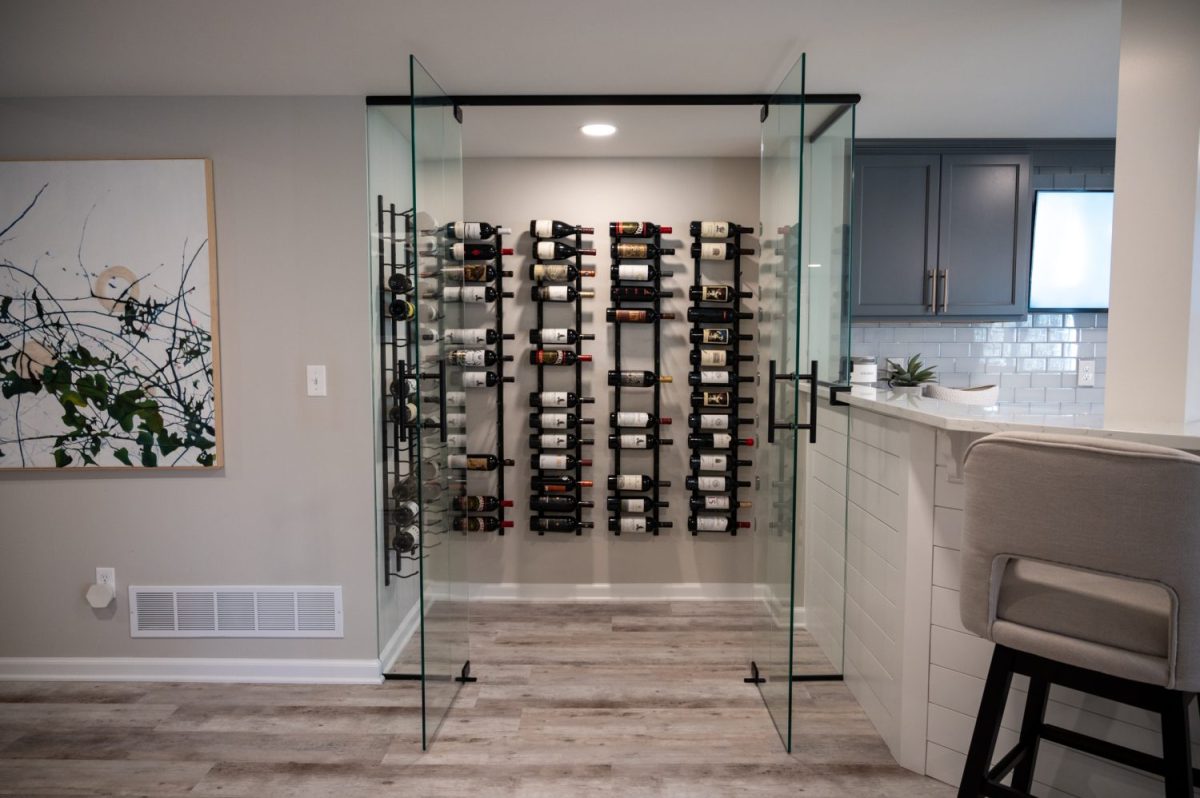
[1029,190,1113,310]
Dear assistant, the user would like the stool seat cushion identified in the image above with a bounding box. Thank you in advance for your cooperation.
[997,559,1172,659]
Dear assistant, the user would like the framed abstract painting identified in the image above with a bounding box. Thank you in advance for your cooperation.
[0,158,223,469]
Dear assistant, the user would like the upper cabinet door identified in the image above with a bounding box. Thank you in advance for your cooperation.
[851,154,941,318]
[937,153,1031,316]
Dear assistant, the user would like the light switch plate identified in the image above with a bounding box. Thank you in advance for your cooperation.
[306,365,327,397]
[1078,360,1096,387]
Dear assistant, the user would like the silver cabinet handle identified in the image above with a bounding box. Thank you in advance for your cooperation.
[926,270,936,312]
[939,269,949,313]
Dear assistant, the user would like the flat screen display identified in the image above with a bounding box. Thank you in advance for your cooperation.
[1029,190,1113,311]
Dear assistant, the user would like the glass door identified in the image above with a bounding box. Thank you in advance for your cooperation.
[410,54,470,750]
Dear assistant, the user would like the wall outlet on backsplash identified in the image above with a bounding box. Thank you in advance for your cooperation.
[1078,360,1096,387]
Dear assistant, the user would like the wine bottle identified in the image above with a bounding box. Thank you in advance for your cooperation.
[530,515,595,533]
[388,299,416,320]
[689,328,753,345]
[610,286,674,301]
[689,220,754,238]
[690,349,754,367]
[691,390,755,408]
[531,285,595,302]
[389,500,421,526]
[444,413,468,429]
[447,453,513,471]
[438,221,510,240]
[529,412,594,429]
[686,475,751,491]
[529,494,594,512]
[443,328,507,345]
[608,433,672,449]
[435,243,513,261]
[529,433,594,449]
[448,349,498,367]
[531,474,594,492]
[687,307,753,323]
[609,221,673,237]
[442,264,506,283]
[689,412,754,430]
[611,242,676,259]
[443,391,467,407]
[529,263,595,282]
[535,241,595,260]
[688,285,752,303]
[529,391,595,408]
[387,273,413,293]
[687,371,755,386]
[608,474,672,491]
[529,328,595,345]
[445,433,468,449]
[609,411,671,428]
[605,308,676,323]
[462,371,507,389]
[687,433,755,448]
[607,370,673,387]
[691,242,755,260]
[530,350,592,366]
[441,286,507,303]
[688,515,751,532]
[531,453,592,470]
[388,402,418,425]
[610,264,673,281]
[392,525,417,554]
[452,516,515,532]
[391,474,421,501]
[607,496,669,513]
[388,377,417,397]
[608,516,664,533]
[451,495,514,513]
[530,219,594,239]
[689,453,752,471]
[689,495,752,511]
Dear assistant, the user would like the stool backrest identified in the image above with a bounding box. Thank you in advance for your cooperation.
[960,431,1200,687]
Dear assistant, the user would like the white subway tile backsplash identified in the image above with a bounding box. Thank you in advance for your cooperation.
[1030,373,1062,389]
[939,342,971,357]
[1017,328,1048,343]
[971,342,1002,357]
[1014,388,1046,403]
[957,327,989,343]
[999,373,1031,389]
[1018,358,1047,372]
[1080,328,1107,342]
[1045,387,1078,403]
[1033,313,1063,327]
[1001,343,1032,358]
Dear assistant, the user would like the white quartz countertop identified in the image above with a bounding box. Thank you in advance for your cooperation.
[826,384,1200,450]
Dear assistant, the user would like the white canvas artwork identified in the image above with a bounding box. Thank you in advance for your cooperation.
[0,159,222,469]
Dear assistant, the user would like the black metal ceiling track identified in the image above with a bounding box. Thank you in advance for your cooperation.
[367,93,861,108]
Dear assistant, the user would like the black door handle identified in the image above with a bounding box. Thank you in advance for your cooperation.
[767,359,818,445]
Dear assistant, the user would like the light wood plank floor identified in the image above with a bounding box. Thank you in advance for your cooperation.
[0,602,953,796]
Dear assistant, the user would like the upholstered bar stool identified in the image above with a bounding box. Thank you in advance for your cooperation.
[958,431,1200,797]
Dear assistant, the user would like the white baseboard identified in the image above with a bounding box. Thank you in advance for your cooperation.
[377,599,421,673]
[0,657,382,684]
[467,582,759,601]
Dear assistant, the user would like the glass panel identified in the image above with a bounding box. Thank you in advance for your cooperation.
[752,53,805,752]
[411,54,469,750]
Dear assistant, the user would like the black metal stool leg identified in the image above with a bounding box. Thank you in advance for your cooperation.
[1161,691,1194,797]
[1011,673,1050,791]
[959,645,1017,798]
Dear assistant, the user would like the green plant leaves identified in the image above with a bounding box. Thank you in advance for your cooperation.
[887,354,938,387]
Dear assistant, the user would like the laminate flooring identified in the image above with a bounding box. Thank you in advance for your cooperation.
[0,601,953,796]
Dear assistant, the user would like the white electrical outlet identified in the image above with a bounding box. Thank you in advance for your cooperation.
[96,567,116,588]
[306,365,327,397]
[1078,360,1096,387]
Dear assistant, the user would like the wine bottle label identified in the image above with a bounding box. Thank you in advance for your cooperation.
[620,517,648,533]
[539,391,568,407]
[446,433,467,448]
[534,220,554,238]
[535,242,560,259]
[615,222,646,236]
[699,414,728,430]
[467,456,491,470]
[620,498,647,512]
[463,264,487,281]
[445,391,467,406]
[616,243,649,259]
[699,454,727,470]
[701,329,731,344]
[533,264,570,281]
[541,285,570,301]
[616,412,649,427]
[540,434,568,449]
[615,475,644,490]
[711,433,732,448]
[616,371,648,386]
[696,476,725,491]
[446,328,487,344]
[446,413,467,428]
[536,351,568,365]
[451,350,488,366]
[537,454,568,469]
[701,285,731,302]
[613,310,649,323]
[700,350,726,366]
[620,434,648,449]
[540,328,570,343]
[695,515,728,531]
[463,496,484,511]
[702,391,731,407]
[617,264,650,281]
[699,243,726,259]
[460,222,482,240]
[462,372,490,388]
[462,287,488,303]
[540,413,568,429]
[701,371,730,384]
[703,495,731,510]
[700,221,730,238]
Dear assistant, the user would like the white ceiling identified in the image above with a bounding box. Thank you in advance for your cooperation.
[0,0,1121,141]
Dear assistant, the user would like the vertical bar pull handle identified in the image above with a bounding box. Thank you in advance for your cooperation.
[804,360,818,444]
[940,268,949,313]
[769,360,819,445]
[397,359,408,443]
[768,359,778,444]
[926,270,936,313]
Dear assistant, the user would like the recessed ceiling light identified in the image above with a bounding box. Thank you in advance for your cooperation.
[581,123,617,137]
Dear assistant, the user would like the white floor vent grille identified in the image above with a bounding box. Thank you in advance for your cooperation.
[128,586,342,638]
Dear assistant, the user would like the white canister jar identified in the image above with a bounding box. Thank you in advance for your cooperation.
[850,357,878,384]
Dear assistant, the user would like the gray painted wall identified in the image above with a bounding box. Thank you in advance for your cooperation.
[0,97,378,659]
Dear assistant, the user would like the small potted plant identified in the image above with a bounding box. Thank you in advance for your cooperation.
[886,355,937,396]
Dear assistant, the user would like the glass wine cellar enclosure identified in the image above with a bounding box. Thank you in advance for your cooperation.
[367,54,857,751]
